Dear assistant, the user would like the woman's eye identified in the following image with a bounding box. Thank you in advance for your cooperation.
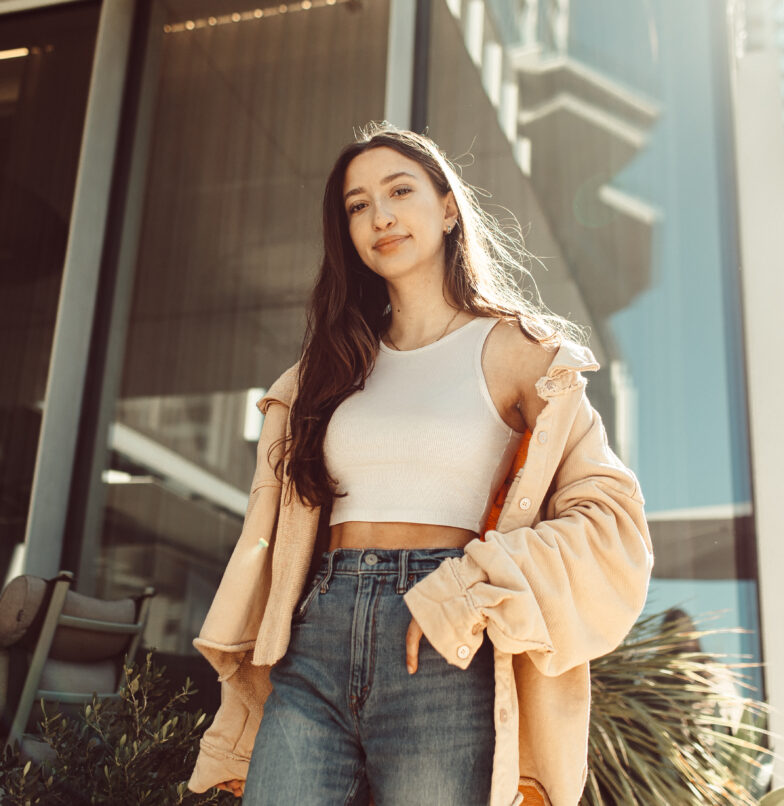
[347,187,411,215]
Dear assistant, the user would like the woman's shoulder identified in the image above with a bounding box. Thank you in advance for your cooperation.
[486,317,558,386]
[256,360,301,414]
[488,317,599,378]
[483,317,599,430]
[480,318,554,432]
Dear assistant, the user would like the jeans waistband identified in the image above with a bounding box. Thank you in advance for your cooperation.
[314,547,464,595]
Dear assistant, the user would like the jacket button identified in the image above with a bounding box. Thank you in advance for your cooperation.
[457,644,470,659]
[499,708,508,722]
[537,430,548,444]
[519,497,532,510]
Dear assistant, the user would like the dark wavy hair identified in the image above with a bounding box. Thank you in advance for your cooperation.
[273,121,586,509]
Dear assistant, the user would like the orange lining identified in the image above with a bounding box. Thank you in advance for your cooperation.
[480,429,532,539]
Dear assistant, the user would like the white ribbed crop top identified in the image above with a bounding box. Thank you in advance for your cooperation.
[323,316,526,533]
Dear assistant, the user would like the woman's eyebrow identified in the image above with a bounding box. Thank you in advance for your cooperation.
[344,171,417,203]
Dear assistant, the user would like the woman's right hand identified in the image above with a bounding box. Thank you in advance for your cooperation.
[216,779,245,798]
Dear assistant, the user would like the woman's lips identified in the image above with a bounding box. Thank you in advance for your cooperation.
[374,235,408,251]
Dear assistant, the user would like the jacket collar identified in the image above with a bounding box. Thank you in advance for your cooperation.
[534,340,599,399]
[544,339,599,376]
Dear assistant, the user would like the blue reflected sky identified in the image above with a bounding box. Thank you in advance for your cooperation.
[570,0,752,514]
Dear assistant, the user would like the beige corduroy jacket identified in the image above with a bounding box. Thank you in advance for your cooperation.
[186,339,654,806]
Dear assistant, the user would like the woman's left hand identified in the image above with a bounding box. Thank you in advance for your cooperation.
[406,616,423,674]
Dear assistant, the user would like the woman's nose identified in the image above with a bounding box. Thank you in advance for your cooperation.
[372,203,395,229]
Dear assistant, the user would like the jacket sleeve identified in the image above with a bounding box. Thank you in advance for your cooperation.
[187,665,266,792]
[403,384,654,678]
[187,367,296,792]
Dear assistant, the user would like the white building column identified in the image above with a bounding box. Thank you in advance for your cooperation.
[731,46,784,788]
[384,0,417,129]
[482,40,503,106]
[464,0,484,67]
[500,78,519,140]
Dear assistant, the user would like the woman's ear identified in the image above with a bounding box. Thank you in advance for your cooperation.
[443,190,459,227]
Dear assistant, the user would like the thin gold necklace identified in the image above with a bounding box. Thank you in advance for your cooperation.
[385,308,462,351]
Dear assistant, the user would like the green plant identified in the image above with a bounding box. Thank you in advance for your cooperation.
[3,617,775,805]
[0,651,236,805]
[583,609,777,805]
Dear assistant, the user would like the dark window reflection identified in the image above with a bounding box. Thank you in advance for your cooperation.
[0,2,100,584]
[93,0,388,656]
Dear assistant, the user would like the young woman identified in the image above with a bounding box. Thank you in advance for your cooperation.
[187,123,653,806]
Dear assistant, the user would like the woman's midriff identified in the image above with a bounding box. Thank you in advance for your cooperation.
[328,521,478,552]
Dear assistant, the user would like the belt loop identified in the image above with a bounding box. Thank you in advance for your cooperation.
[321,548,338,593]
[396,549,410,594]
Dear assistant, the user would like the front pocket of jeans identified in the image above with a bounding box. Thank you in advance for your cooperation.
[292,575,323,623]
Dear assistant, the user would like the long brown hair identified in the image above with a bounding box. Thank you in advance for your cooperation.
[273,121,586,509]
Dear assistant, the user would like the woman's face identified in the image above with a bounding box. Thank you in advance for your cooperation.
[342,146,456,282]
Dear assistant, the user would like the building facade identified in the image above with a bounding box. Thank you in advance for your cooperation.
[1,0,783,786]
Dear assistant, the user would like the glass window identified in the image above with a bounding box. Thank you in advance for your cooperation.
[0,2,100,586]
[427,0,762,692]
[85,0,389,656]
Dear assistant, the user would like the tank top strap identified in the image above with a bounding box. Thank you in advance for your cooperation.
[471,316,502,377]
[472,316,502,356]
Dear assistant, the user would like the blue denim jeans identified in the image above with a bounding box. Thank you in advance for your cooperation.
[243,547,495,805]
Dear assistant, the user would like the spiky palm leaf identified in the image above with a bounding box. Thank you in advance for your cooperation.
[583,609,776,805]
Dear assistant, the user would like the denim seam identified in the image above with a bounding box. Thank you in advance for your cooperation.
[293,575,323,622]
[360,579,384,711]
[347,581,364,739]
[345,763,367,806]
[328,568,441,575]
[325,548,341,591]
[396,549,410,593]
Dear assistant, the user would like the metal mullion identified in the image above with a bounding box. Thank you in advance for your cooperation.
[411,0,432,132]
[66,0,166,595]
[22,0,136,578]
